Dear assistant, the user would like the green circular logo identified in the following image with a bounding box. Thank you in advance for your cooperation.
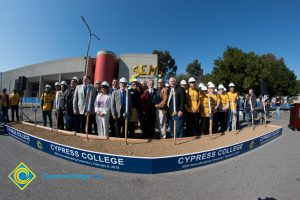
[37,140,43,150]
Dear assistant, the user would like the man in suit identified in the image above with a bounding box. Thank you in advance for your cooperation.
[73,75,96,134]
[64,76,79,131]
[167,77,186,138]
[128,79,141,138]
[109,78,119,136]
[248,88,257,124]
[111,77,132,137]
[154,79,168,138]
[109,78,119,94]
[148,79,157,138]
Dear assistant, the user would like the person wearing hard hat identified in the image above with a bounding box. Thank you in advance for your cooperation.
[226,83,238,131]
[63,77,79,131]
[54,81,61,90]
[41,84,55,128]
[56,81,68,130]
[198,83,204,90]
[154,78,168,139]
[128,78,141,138]
[217,84,229,133]
[180,80,188,90]
[9,89,20,122]
[165,83,170,90]
[207,83,220,133]
[1,88,10,123]
[199,85,209,134]
[167,77,186,138]
[94,81,111,137]
[54,81,61,119]
[73,75,96,134]
[185,77,200,136]
[111,77,132,137]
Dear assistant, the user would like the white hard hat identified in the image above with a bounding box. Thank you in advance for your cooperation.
[218,84,224,89]
[119,77,128,83]
[45,84,51,88]
[207,81,213,85]
[55,82,60,86]
[224,88,227,92]
[180,80,187,85]
[229,83,235,87]
[198,83,204,88]
[131,78,138,83]
[214,89,218,93]
[71,76,79,83]
[101,81,110,87]
[201,86,208,91]
[188,77,196,83]
[60,81,67,85]
[208,83,215,88]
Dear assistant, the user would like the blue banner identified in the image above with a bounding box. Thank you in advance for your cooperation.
[4,125,282,174]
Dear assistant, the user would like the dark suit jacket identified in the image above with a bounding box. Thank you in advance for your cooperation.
[249,93,257,108]
[167,85,186,115]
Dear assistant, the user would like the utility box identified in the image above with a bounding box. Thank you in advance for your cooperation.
[289,103,300,130]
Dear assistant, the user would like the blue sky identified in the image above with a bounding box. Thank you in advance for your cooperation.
[0,0,299,78]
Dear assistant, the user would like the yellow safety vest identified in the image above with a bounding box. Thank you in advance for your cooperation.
[227,91,238,111]
[1,94,8,107]
[186,88,199,113]
[10,93,20,106]
[219,93,229,110]
[41,92,54,111]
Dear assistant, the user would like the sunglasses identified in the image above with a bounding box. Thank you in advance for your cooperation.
[189,82,195,84]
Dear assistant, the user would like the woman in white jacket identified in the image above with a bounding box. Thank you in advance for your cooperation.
[94,81,111,137]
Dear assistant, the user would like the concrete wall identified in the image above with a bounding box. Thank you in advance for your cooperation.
[1,53,158,97]
[119,54,158,81]
[1,57,94,97]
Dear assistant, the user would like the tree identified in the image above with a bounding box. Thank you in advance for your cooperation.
[296,80,300,95]
[210,46,298,96]
[152,50,177,81]
[185,59,203,81]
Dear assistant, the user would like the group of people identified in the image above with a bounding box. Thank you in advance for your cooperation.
[39,75,265,139]
[0,88,20,123]
[0,75,281,138]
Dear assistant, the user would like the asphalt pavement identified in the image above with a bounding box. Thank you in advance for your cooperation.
[0,110,299,200]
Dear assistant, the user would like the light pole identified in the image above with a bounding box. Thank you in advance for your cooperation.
[80,16,100,76]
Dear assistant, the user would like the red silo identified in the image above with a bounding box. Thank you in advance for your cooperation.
[94,50,118,84]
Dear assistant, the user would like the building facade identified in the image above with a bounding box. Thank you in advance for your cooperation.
[1,51,158,97]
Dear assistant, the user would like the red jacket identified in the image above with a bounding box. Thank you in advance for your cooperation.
[140,90,151,112]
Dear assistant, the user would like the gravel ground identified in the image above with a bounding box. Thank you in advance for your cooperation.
[8,122,278,157]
